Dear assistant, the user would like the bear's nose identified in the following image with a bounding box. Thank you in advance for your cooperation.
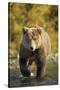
[30,47,33,50]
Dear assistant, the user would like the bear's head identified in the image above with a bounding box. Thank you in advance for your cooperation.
[22,26,43,51]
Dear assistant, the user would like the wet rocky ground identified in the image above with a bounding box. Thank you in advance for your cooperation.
[8,54,58,87]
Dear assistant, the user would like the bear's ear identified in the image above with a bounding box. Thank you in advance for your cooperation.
[34,25,43,35]
[37,26,43,35]
[37,28,41,35]
[23,27,28,34]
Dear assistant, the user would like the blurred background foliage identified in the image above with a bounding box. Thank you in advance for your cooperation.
[8,3,58,55]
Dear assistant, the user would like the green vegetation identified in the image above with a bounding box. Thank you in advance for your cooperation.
[8,3,58,54]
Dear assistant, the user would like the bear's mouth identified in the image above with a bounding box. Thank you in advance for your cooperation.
[30,48,38,54]
[30,46,38,52]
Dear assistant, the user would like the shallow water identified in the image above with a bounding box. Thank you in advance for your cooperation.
[8,57,58,87]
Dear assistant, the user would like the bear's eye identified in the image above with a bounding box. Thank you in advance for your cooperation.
[32,36,37,40]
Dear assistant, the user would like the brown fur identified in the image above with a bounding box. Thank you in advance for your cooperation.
[19,26,51,78]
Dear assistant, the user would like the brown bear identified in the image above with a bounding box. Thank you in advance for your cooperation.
[19,25,51,79]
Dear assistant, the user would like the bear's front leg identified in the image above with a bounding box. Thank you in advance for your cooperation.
[19,58,31,77]
[36,59,47,79]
